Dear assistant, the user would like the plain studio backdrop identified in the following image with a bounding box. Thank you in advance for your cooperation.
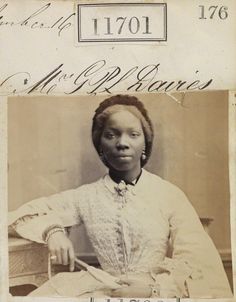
[8,91,231,281]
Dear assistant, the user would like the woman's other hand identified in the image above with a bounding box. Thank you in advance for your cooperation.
[111,277,152,298]
[48,232,75,272]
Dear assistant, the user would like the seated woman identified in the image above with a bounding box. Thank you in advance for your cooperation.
[8,95,232,298]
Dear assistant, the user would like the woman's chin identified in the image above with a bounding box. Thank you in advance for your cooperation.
[110,163,134,172]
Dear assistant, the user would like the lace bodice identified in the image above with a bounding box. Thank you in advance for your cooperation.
[78,172,170,275]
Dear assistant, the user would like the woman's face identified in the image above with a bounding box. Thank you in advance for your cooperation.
[100,110,145,173]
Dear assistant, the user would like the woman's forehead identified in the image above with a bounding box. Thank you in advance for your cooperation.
[104,110,143,129]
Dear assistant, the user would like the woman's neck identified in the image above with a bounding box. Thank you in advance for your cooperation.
[109,167,142,184]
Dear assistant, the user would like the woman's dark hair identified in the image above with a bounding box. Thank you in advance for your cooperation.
[92,95,154,167]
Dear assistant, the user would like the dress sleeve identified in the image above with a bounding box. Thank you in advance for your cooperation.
[8,188,83,244]
[159,186,232,298]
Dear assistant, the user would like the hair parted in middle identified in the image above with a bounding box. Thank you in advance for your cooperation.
[92,94,154,167]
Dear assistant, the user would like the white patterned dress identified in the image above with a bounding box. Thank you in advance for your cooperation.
[9,169,232,298]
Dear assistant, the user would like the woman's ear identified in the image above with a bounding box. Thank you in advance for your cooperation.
[99,149,107,165]
[99,148,104,158]
[99,146,102,154]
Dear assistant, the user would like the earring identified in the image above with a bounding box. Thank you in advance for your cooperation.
[141,150,147,161]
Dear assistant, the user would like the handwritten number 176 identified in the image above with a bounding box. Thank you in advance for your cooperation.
[199,5,228,20]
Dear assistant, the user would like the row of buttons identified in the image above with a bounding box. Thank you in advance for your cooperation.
[115,208,127,274]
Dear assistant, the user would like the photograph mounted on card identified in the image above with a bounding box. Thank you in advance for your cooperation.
[0,0,236,300]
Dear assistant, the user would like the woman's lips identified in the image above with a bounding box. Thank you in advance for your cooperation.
[115,155,133,160]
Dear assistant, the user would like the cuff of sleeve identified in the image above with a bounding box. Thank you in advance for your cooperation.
[152,273,190,298]
[43,225,66,242]
[12,213,64,243]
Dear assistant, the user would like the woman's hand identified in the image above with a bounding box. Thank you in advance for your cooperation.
[47,231,75,272]
[111,277,152,298]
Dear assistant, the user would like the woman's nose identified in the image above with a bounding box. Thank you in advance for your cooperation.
[116,135,129,149]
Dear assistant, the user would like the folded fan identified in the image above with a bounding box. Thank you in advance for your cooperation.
[75,257,122,289]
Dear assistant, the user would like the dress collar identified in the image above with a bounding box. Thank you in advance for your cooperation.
[103,169,148,195]
[109,169,143,186]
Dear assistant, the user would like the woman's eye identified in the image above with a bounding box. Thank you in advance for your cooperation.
[130,132,140,138]
[104,133,115,139]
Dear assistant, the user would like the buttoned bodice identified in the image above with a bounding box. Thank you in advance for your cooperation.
[78,173,170,275]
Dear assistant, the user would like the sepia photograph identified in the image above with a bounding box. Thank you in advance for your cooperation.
[7,92,234,298]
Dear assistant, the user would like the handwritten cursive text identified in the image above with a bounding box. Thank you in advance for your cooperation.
[0,60,213,103]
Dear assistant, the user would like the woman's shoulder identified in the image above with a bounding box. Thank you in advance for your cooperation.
[143,169,183,192]
[142,169,189,204]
